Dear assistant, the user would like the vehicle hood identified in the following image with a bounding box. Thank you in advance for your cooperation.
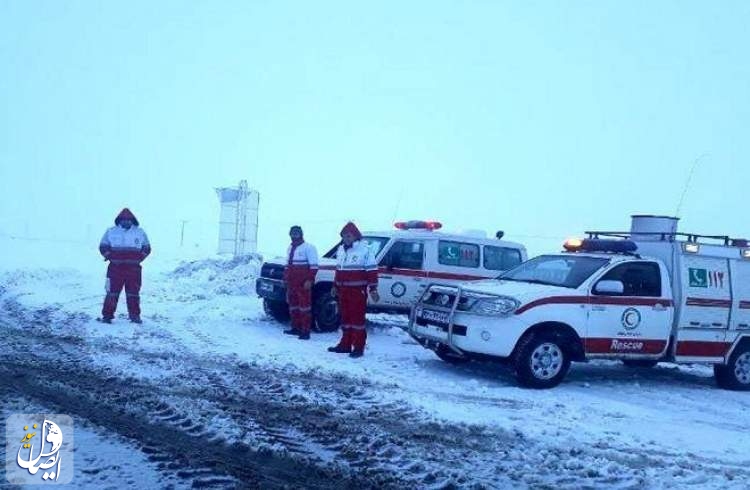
[458,279,578,303]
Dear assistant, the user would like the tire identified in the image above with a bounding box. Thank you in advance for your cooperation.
[313,289,340,333]
[435,345,470,365]
[714,344,750,391]
[263,299,290,323]
[622,359,659,368]
[514,333,571,389]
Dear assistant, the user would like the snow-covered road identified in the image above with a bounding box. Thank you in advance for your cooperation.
[1,258,749,489]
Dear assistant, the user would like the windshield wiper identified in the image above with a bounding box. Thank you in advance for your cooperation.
[521,279,558,286]
[500,278,561,287]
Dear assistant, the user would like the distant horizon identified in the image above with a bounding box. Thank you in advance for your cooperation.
[3,1,749,267]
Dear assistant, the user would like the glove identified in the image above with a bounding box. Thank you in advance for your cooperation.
[303,280,313,291]
[369,289,380,303]
[330,286,337,298]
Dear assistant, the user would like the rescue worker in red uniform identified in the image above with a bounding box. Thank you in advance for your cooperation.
[99,208,151,324]
[328,222,379,358]
[283,225,319,340]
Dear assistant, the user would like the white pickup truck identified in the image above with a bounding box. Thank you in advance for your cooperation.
[256,220,527,331]
[409,215,750,390]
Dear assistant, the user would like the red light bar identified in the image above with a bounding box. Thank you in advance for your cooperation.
[564,238,637,253]
[394,220,443,231]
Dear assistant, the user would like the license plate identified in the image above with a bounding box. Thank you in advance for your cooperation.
[418,308,450,325]
[260,282,274,292]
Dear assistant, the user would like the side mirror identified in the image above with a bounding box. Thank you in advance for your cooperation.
[594,280,624,295]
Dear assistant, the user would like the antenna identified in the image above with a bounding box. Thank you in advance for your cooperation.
[675,154,707,217]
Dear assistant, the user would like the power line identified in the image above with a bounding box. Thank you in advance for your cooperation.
[1,234,89,245]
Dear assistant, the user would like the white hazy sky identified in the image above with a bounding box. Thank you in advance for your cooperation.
[2,1,749,263]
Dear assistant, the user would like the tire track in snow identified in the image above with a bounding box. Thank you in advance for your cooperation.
[3,280,750,489]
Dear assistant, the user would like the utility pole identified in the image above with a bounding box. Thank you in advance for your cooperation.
[180,220,188,247]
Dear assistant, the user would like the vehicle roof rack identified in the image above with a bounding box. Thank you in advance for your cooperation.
[585,231,733,245]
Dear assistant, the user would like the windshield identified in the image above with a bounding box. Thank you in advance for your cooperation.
[323,236,391,259]
[498,255,610,289]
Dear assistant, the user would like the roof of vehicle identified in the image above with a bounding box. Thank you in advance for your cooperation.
[541,252,648,263]
[361,229,527,250]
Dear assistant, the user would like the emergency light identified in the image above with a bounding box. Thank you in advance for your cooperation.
[394,220,442,231]
[683,243,700,254]
[563,238,583,251]
[563,238,637,254]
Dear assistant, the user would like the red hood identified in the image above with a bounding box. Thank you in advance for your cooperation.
[115,208,139,227]
[340,221,362,240]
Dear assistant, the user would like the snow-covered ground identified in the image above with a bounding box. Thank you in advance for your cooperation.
[1,242,749,488]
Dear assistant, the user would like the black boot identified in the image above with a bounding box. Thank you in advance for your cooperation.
[298,332,310,340]
[327,345,350,353]
[130,316,142,324]
[283,329,300,336]
[99,317,112,324]
[349,349,364,358]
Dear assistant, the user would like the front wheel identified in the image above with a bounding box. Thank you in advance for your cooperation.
[714,344,750,390]
[263,299,290,323]
[514,333,571,389]
[313,290,340,333]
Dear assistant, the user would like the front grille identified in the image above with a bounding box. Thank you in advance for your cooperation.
[422,291,472,310]
[261,263,286,280]
[415,318,467,336]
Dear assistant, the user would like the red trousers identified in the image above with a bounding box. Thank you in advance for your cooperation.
[102,264,142,320]
[335,286,368,352]
[287,279,312,333]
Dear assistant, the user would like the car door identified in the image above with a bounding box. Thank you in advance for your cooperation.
[674,255,731,360]
[378,240,427,309]
[586,261,674,357]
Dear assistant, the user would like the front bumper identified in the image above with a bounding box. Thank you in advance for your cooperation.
[408,285,526,358]
[255,278,287,301]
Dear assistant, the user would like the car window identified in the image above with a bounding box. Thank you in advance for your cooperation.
[500,255,610,288]
[382,241,424,270]
[438,240,480,268]
[596,262,662,297]
[484,245,523,271]
[323,235,390,258]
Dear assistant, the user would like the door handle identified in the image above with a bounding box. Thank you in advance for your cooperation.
[653,303,667,312]
[592,306,606,312]
[381,275,393,279]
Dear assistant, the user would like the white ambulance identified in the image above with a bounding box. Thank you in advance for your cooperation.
[409,215,750,390]
[256,221,527,331]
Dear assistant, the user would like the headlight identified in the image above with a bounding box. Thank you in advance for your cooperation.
[470,296,519,316]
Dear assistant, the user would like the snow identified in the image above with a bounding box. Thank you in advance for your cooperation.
[2,236,750,488]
